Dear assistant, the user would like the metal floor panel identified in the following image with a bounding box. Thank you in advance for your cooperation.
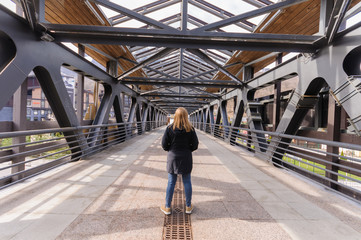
[163,175,192,240]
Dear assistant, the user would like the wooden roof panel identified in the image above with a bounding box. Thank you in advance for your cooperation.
[45,0,149,87]
[219,0,361,84]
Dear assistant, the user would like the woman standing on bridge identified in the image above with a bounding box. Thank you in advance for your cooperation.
[161,107,199,215]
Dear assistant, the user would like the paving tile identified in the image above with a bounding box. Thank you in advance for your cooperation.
[287,201,334,220]
[133,186,165,201]
[127,199,163,217]
[238,180,267,190]
[192,218,238,240]
[272,189,305,203]
[191,201,230,219]
[220,189,255,202]
[56,214,116,239]
[193,189,224,202]
[31,196,96,215]
[247,189,281,202]
[83,194,131,215]
[0,212,34,239]
[278,219,361,240]
[11,213,78,240]
[231,219,291,240]
[223,200,273,220]
[259,201,303,220]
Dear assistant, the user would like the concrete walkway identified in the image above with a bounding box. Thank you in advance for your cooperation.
[1,127,361,239]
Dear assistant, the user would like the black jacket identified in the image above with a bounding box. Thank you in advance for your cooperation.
[162,125,199,174]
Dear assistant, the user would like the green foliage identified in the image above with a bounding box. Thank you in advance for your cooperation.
[0,138,12,147]
[283,155,361,182]
[283,156,326,176]
[338,171,361,181]
[42,147,71,159]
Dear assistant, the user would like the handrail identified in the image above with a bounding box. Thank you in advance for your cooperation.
[192,121,361,202]
[0,121,166,190]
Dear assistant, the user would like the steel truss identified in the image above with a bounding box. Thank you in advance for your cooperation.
[10,0,330,110]
[0,6,167,161]
[189,25,361,200]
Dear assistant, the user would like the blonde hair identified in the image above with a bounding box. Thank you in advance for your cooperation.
[173,107,192,132]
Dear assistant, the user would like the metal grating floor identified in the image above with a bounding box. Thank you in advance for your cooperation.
[162,175,193,240]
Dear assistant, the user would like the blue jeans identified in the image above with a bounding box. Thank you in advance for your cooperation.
[165,173,192,208]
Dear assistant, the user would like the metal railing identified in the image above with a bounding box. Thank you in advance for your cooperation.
[193,122,361,202]
[0,121,166,190]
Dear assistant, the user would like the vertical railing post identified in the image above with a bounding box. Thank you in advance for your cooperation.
[209,105,215,135]
[220,100,229,139]
[76,44,85,125]
[141,103,149,133]
[127,97,137,138]
[326,96,341,190]
[202,108,207,132]
[11,80,27,181]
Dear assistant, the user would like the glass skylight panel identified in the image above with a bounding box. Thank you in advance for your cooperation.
[346,12,361,29]
[248,14,268,27]
[109,0,157,10]
[98,5,119,18]
[188,3,222,26]
[207,0,258,16]
[145,3,181,22]
[0,0,16,12]
[220,24,249,33]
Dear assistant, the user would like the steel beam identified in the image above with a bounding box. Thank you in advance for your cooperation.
[243,0,268,8]
[117,48,176,80]
[20,0,37,30]
[343,1,361,21]
[319,0,333,35]
[191,0,308,32]
[118,56,174,78]
[45,23,322,52]
[126,80,239,88]
[181,0,188,32]
[187,49,243,85]
[141,93,218,99]
[151,99,209,104]
[90,0,177,31]
[76,44,85,124]
[189,0,254,32]
[111,0,181,26]
[325,0,352,43]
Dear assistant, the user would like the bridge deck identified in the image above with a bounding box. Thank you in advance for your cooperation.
[1,128,361,240]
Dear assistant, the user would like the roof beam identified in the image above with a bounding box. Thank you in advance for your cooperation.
[46,23,321,52]
[190,0,308,32]
[90,0,178,31]
[117,55,174,78]
[189,0,255,32]
[242,0,268,8]
[187,49,243,85]
[141,93,219,99]
[325,0,352,44]
[343,1,361,21]
[123,77,240,88]
[181,0,188,32]
[151,99,209,104]
[20,0,37,30]
[111,0,181,25]
[127,81,238,88]
[117,48,176,79]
